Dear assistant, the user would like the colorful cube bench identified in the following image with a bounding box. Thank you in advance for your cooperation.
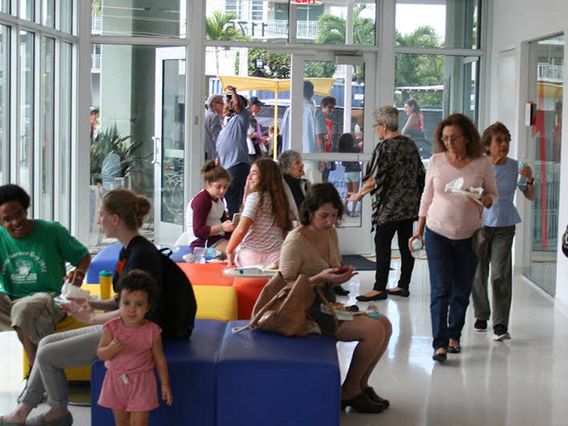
[194,285,238,322]
[91,319,226,426]
[91,321,341,426]
[217,321,341,426]
[86,242,122,284]
[232,277,270,320]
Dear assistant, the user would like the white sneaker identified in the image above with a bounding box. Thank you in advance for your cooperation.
[493,332,511,341]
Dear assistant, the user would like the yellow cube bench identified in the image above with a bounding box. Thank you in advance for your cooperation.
[194,285,238,322]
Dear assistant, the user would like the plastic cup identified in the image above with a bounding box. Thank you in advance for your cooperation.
[99,270,113,300]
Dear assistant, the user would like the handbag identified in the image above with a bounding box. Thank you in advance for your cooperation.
[472,227,488,258]
[232,272,337,337]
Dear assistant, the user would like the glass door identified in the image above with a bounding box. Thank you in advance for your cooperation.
[288,52,375,254]
[522,35,563,295]
[154,47,186,245]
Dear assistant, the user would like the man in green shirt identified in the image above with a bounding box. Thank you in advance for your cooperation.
[0,184,91,366]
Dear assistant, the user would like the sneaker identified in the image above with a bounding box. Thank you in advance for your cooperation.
[474,319,487,332]
[493,324,511,341]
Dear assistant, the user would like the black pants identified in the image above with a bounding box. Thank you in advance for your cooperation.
[225,162,250,217]
[374,219,415,291]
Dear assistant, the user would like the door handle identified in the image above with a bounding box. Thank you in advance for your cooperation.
[151,136,161,165]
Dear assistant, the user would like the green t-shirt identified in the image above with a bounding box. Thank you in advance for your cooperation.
[0,220,89,298]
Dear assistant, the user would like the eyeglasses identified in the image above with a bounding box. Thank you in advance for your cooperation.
[441,135,465,143]
[373,122,384,129]
[0,208,26,225]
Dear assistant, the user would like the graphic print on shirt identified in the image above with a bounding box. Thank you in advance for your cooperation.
[3,251,48,284]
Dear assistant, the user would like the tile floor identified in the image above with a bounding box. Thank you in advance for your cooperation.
[1,258,567,425]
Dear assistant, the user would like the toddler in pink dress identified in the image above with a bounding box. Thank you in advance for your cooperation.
[97,270,173,425]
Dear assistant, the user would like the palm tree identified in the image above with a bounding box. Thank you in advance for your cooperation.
[206,10,249,76]
[312,5,375,81]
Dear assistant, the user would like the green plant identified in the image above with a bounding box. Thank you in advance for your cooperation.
[90,124,144,185]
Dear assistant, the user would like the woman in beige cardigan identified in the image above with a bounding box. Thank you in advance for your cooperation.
[278,183,392,414]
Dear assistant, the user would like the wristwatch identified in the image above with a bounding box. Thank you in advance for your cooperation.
[219,226,225,236]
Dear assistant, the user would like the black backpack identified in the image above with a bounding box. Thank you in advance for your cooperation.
[157,249,197,339]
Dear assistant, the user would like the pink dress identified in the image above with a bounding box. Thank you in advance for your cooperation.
[98,317,162,412]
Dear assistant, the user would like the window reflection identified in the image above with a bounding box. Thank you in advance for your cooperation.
[39,37,55,219]
[394,53,479,160]
[523,35,564,295]
[18,31,34,194]
[0,25,8,185]
[395,0,479,49]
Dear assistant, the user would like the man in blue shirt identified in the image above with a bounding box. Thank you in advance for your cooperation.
[216,86,251,216]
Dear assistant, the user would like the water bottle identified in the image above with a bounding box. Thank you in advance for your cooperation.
[366,303,380,320]
[193,247,206,264]
[99,270,113,300]
[410,238,424,259]
[517,160,527,188]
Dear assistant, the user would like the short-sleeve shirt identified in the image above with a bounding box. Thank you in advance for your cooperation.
[0,220,89,297]
[303,100,327,153]
[216,109,251,170]
[103,317,161,374]
[483,157,523,227]
[240,192,284,253]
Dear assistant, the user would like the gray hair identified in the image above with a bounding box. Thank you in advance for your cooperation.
[278,150,302,174]
[373,106,399,131]
[206,94,224,109]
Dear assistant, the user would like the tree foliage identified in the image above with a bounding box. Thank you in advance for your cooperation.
[310,5,375,81]
[395,26,444,108]
[248,49,290,79]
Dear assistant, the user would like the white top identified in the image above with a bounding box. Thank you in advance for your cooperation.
[239,192,284,253]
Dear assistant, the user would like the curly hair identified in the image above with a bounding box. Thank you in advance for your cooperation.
[252,158,292,233]
[117,269,158,307]
[299,183,344,226]
[481,121,511,153]
[0,184,31,210]
[278,150,302,175]
[201,160,231,185]
[102,189,151,231]
[433,113,483,158]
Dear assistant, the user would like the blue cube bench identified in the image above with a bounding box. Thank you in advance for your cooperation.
[216,321,341,426]
[91,319,226,426]
[86,242,121,284]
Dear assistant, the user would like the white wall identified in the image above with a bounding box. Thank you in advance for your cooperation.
[488,0,568,306]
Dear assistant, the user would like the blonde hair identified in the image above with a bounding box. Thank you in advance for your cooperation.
[102,189,151,231]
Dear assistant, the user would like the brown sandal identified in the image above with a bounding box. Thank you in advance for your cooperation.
[448,339,461,353]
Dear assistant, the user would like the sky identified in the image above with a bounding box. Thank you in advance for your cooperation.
[395,4,446,37]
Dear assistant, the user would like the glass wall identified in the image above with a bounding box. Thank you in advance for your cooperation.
[0,25,8,185]
[58,42,73,228]
[395,0,479,49]
[522,34,564,296]
[18,31,34,194]
[206,0,289,42]
[292,0,376,45]
[91,0,185,38]
[39,37,55,219]
[394,54,479,159]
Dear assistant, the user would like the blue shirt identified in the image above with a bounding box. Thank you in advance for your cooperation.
[216,109,251,170]
[483,158,524,227]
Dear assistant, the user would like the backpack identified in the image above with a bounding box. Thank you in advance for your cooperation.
[158,248,197,339]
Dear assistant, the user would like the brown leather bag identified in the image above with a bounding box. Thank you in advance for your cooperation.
[232,272,332,337]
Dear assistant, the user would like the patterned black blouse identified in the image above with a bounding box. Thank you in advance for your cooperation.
[363,135,426,230]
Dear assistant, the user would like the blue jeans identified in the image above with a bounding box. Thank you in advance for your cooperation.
[225,162,250,217]
[425,228,478,350]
